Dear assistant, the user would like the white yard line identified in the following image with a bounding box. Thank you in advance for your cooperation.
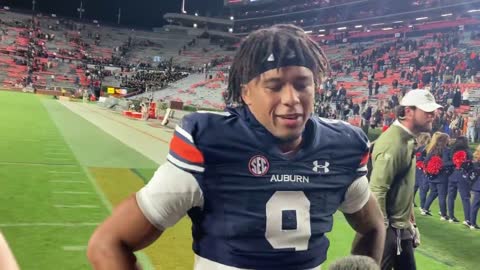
[44,152,70,155]
[0,162,76,167]
[53,191,93,195]
[49,180,87,184]
[63,246,87,251]
[48,171,82,174]
[45,157,73,161]
[54,205,99,209]
[44,146,67,149]
[0,222,99,227]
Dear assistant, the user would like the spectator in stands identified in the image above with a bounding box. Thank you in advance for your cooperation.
[475,115,480,142]
[374,82,380,95]
[368,79,374,96]
[467,114,476,143]
[338,84,347,99]
[392,79,399,89]
[358,71,364,81]
[453,89,462,108]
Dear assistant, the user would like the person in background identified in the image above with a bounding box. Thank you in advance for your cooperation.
[447,136,472,224]
[422,132,452,220]
[475,115,480,142]
[470,145,480,230]
[140,100,149,121]
[414,132,431,209]
[466,113,476,143]
[370,89,441,270]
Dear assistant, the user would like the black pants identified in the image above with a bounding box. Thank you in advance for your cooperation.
[381,227,417,270]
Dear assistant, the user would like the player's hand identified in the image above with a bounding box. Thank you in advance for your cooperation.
[414,226,421,247]
[411,223,420,248]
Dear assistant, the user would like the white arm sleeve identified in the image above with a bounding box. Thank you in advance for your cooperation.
[136,162,204,231]
[338,176,371,214]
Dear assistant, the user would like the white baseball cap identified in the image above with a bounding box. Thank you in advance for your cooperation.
[400,89,442,112]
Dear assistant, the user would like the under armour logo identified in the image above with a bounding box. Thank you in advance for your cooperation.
[313,161,330,173]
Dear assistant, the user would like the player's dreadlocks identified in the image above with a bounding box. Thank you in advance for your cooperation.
[225,24,330,106]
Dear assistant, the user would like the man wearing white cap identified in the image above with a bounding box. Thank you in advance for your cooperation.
[370,89,442,270]
[399,90,443,122]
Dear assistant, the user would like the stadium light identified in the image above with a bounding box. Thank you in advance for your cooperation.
[468,9,480,13]
[195,12,198,16]
[441,13,453,17]
[337,26,347,30]
[408,25,413,28]
[305,30,313,34]
[228,28,233,33]
[393,21,403,23]
[318,34,325,37]
[382,27,393,30]
[371,23,384,26]
[230,16,234,20]
[354,25,363,28]
[416,17,428,20]
[318,29,325,32]
[193,23,197,28]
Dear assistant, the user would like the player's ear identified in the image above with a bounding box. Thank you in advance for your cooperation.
[241,84,252,106]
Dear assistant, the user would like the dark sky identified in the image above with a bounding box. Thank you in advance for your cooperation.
[4,0,225,29]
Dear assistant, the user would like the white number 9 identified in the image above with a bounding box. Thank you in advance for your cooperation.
[265,191,312,251]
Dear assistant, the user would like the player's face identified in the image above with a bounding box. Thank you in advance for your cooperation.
[243,66,315,144]
[412,108,435,133]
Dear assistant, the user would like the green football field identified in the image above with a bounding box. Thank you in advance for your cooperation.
[0,91,479,270]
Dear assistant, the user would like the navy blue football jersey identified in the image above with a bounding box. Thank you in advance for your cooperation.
[137,106,370,270]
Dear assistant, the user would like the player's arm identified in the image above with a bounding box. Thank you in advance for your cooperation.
[0,232,20,270]
[87,195,163,270]
[339,176,386,265]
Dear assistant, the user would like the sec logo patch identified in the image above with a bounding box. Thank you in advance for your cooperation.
[249,155,270,176]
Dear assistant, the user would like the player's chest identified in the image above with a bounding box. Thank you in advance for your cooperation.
[203,153,356,190]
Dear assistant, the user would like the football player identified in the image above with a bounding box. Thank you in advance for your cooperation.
[87,24,385,270]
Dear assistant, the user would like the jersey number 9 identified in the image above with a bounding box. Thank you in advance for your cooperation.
[265,191,312,251]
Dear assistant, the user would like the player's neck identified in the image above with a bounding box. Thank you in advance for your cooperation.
[278,137,303,155]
